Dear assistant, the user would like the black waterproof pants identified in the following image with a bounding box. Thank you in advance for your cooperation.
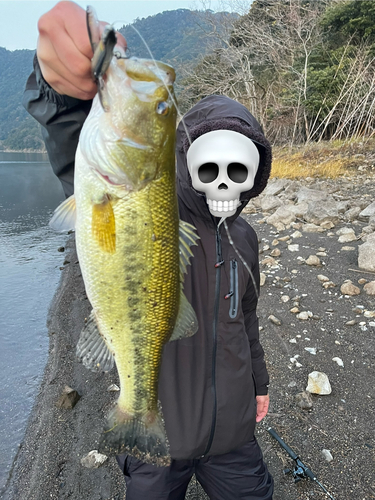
[116,438,273,500]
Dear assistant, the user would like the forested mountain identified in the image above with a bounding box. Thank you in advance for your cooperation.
[0,47,44,150]
[2,1,374,151]
[119,9,232,69]
[0,8,230,151]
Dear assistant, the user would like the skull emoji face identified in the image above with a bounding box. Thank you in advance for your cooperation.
[186,130,260,218]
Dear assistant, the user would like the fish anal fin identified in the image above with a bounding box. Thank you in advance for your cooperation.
[169,289,198,342]
[92,198,116,253]
[76,311,114,372]
[179,220,199,281]
[49,195,76,232]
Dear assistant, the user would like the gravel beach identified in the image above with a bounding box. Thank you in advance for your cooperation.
[4,174,375,500]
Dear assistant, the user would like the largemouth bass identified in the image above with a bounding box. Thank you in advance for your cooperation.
[50,26,198,466]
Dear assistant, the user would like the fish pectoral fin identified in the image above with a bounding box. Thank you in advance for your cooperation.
[76,311,114,372]
[179,220,199,281]
[92,198,116,253]
[169,289,198,341]
[49,195,76,232]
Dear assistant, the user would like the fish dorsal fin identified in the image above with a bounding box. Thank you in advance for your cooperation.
[169,289,198,341]
[49,195,76,232]
[76,311,114,372]
[179,220,199,281]
[92,198,116,253]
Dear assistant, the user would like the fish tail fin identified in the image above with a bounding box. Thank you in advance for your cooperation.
[99,405,170,466]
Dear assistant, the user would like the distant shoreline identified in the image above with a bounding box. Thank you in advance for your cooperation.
[0,149,46,154]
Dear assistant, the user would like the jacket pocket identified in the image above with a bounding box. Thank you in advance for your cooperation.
[229,259,239,319]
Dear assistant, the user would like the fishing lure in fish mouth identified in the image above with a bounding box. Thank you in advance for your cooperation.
[86,5,129,110]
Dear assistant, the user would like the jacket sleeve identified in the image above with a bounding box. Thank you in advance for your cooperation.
[242,230,270,396]
[22,54,93,198]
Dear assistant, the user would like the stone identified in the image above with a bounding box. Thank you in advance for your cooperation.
[289,202,309,218]
[364,281,375,296]
[291,230,302,238]
[336,227,355,236]
[281,295,290,303]
[302,223,325,233]
[288,244,299,252]
[358,234,375,272]
[359,201,375,221]
[322,281,336,289]
[290,307,300,313]
[296,391,313,410]
[332,357,344,367]
[261,257,278,267]
[270,248,281,257]
[305,347,317,355]
[268,315,282,326]
[297,311,312,320]
[364,310,375,318]
[344,206,362,221]
[322,449,334,462]
[259,196,283,212]
[260,273,266,286]
[81,450,108,468]
[341,246,355,251]
[320,220,336,229]
[107,384,120,392]
[296,187,329,203]
[57,247,65,252]
[263,178,291,196]
[337,228,356,243]
[306,371,332,395]
[305,255,321,266]
[304,200,340,225]
[317,274,330,282]
[266,206,296,228]
[56,386,81,409]
[340,281,360,296]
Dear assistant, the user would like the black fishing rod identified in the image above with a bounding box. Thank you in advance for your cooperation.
[268,427,336,500]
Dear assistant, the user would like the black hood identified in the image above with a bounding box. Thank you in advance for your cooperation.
[176,95,272,222]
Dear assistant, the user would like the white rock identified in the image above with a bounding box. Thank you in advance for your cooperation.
[358,234,375,272]
[107,384,120,392]
[363,281,375,296]
[296,187,328,203]
[332,357,344,367]
[81,450,108,468]
[289,338,297,343]
[288,244,300,252]
[260,273,266,286]
[336,227,355,236]
[305,347,317,355]
[302,223,325,233]
[322,449,334,462]
[359,200,375,220]
[281,295,290,303]
[266,206,296,228]
[306,371,332,395]
[338,232,357,243]
[317,274,330,282]
[291,231,302,238]
[364,310,375,318]
[297,311,312,320]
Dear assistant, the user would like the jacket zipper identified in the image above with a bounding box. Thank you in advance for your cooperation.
[229,259,239,318]
[202,224,222,457]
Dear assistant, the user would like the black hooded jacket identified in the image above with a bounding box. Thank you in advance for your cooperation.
[23,58,272,460]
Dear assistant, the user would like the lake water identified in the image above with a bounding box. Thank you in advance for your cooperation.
[0,152,66,493]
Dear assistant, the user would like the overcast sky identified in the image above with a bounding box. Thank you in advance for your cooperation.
[0,0,226,51]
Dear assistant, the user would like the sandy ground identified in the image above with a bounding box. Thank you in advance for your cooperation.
[4,177,375,500]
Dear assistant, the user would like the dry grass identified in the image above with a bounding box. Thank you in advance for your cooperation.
[271,137,375,179]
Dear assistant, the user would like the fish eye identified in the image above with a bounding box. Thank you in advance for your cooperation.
[156,101,169,115]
